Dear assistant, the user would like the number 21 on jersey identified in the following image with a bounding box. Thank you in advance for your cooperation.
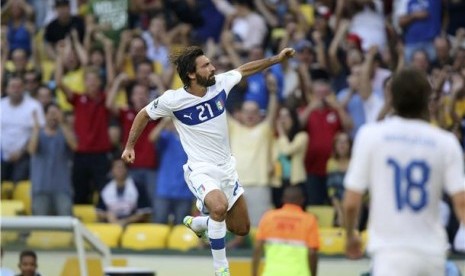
[386,158,430,212]
[197,103,214,121]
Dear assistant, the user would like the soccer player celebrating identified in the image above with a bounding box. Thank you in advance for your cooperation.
[343,68,465,275]
[121,46,295,275]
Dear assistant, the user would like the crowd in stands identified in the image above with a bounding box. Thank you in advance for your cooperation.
[1,0,465,252]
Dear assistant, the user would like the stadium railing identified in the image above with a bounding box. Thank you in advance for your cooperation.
[1,216,111,276]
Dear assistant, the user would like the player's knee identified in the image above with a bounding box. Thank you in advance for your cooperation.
[209,203,228,220]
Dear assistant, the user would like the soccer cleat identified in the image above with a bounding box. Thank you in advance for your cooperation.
[183,216,209,244]
[214,267,230,276]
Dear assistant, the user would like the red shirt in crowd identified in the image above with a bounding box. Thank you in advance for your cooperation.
[304,107,342,176]
[70,93,112,153]
[119,108,158,169]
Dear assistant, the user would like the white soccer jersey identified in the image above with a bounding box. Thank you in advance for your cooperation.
[145,70,242,165]
[344,116,465,256]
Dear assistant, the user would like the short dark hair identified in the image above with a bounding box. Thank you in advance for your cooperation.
[136,59,154,72]
[44,102,59,113]
[391,68,431,119]
[170,46,204,87]
[25,70,42,82]
[19,250,37,262]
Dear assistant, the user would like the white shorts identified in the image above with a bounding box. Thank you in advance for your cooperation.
[183,156,244,215]
[372,249,445,276]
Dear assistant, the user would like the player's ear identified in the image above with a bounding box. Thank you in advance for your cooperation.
[188,71,196,81]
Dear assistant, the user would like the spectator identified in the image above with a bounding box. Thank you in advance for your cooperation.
[28,103,76,216]
[88,0,128,43]
[17,250,41,276]
[310,6,332,48]
[432,37,453,68]
[299,80,352,205]
[5,0,33,55]
[127,0,163,29]
[96,159,152,227]
[410,49,430,73]
[55,37,87,112]
[131,60,166,100]
[3,48,33,81]
[254,0,308,31]
[116,31,157,79]
[252,186,319,276]
[163,0,204,29]
[190,0,225,43]
[328,19,363,93]
[394,0,442,62]
[213,0,268,52]
[271,105,308,208]
[348,0,387,52]
[142,16,171,71]
[106,74,159,202]
[0,248,14,276]
[84,31,115,88]
[35,85,54,108]
[222,40,283,112]
[280,57,301,103]
[337,47,385,138]
[229,73,278,226]
[1,76,45,183]
[23,70,41,98]
[242,47,279,112]
[56,43,112,204]
[326,132,351,227]
[44,0,85,59]
[148,118,193,225]
[32,0,79,28]
[277,15,310,57]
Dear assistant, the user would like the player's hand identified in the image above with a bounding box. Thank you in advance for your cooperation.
[121,148,135,164]
[345,235,363,260]
[278,48,295,62]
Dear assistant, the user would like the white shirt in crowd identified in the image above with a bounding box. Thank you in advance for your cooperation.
[350,1,387,52]
[1,95,45,160]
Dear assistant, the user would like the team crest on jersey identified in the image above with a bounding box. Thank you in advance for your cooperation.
[216,98,224,111]
[196,184,206,196]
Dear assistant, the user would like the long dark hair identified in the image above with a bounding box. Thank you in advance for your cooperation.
[170,46,204,87]
[282,105,302,141]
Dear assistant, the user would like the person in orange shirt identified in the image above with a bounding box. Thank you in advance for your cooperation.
[252,186,319,276]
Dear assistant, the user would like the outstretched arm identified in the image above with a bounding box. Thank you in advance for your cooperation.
[236,48,295,78]
[121,109,151,163]
[343,189,363,259]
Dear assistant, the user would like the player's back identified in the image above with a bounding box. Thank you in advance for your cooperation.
[353,116,462,256]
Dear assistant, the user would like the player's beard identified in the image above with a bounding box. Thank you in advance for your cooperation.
[196,73,216,87]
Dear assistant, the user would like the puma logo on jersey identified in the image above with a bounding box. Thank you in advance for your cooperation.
[183,113,193,120]
[152,99,158,109]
